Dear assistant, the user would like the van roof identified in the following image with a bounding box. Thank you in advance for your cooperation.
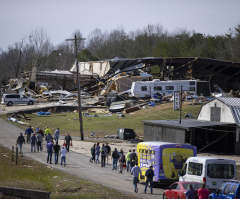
[188,156,235,161]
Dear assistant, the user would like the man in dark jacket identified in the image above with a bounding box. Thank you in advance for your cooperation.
[31,133,37,152]
[144,165,154,194]
[53,142,61,164]
[25,126,33,144]
[111,148,119,170]
[45,132,53,143]
[64,134,72,152]
[105,143,111,165]
[17,133,25,154]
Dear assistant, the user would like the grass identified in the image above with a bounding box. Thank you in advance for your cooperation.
[0,102,202,138]
[0,145,137,199]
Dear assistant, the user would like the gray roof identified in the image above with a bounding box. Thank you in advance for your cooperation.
[142,119,235,129]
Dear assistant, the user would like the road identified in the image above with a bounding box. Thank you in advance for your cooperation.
[0,117,165,199]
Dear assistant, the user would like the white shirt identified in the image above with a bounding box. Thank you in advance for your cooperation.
[61,148,67,157]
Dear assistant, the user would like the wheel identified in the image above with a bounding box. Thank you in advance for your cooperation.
[162,194,166,199]
[178,197,180,199]
[28,101,33,105]
[7,101,13,106]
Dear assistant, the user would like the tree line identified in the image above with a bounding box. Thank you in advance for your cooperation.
[0,23,240,84]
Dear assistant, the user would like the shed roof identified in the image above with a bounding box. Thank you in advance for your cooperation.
[142,119,235,129]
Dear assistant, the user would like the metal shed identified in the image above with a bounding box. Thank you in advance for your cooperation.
[142,119,237,154]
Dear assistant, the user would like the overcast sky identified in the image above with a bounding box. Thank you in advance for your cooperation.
[1,0,240,51]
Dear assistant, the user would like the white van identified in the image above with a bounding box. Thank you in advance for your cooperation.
[178,157,236,192]
[1,94,35,106]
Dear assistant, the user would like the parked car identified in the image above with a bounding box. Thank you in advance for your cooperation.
[208,180,240,199]
[1,94,35,106]
[163,181,209,199]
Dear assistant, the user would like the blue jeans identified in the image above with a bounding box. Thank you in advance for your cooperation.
[101,155,106,167]
[95,153,100,163]
[112,159,118,170]
[61,156,66,165]
[54,152,59,164]
[19,143,23,152]
[127,161,131,171]
[31,143,35,152]
[55,136,59,143]
[133,177,138,191]
[144,178,153,193]
[37,141,42,151]
[130,160,135,171]
[47,150,52,163]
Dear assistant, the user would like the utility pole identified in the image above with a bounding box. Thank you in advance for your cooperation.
[66,34,86,140]
[179,85,183,124]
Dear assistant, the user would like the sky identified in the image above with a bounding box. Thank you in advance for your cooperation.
[1,0,240,51]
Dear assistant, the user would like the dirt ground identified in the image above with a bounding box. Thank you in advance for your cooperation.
[56,139,240,166]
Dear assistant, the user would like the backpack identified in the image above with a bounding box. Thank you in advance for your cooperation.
[145,169,154,178]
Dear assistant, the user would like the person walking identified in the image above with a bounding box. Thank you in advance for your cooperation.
[30,133,37,152]
[45,126,51,136]
[105,143,111,165]
[60,146,67,167]
[17,133,25,154]
[130,149,137,171]
[37,128,44,150]
[45,132,53,144]
[46,140,54,164]
[36,126,39,133]
[64,134,72,152]
[25,126,33,144]
[111,148,119,170]
[54,128,60,143]
[53,142,60,164]
[198,183,209,199]
[118,151,125,173]
[131,162,142,193]
[186,184,195,199]
[126,150,131,172]
[95,143,100,164]
[89,144,96,163]
[36,132,42,152]
[100,144,107,167]
[144,165,154,194]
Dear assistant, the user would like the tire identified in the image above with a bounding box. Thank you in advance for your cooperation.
[28,101,33,105]
[162,194,166,199]
[7,101,13,106]
[178,197,180,199]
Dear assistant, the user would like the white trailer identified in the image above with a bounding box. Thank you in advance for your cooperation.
[130,79,210,98]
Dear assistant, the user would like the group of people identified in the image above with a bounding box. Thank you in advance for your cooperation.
[186,183,210,199]
[16,126,73,167]
[89,143,154,194]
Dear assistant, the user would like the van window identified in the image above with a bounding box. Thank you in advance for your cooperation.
[223,184,231,195]
[207,164,234,179]
[190,87,195,91]
[230,185,238,195]
[6,95,19,98]
[187,162,203,176]
[141,86,147,91]
[182,163,187,176]
[154,86,162,91]
[190,81,195,85]
[166,86,174,90]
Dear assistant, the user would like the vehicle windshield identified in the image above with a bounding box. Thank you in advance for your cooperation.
[187,162,203,176]
[183,183,202,189]
[207,164,234,179]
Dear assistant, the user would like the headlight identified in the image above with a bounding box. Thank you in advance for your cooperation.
[184,191,186,195]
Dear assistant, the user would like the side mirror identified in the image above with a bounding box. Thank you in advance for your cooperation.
[178,170,182,176]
